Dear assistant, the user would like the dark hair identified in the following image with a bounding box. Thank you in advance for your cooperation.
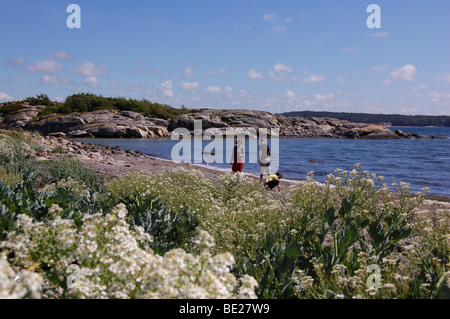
[276,172,283,179]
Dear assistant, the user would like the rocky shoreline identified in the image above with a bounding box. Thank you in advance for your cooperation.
[1,102,444,140]
[26,133,225,183]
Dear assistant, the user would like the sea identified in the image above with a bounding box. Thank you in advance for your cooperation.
[72,127,450,198]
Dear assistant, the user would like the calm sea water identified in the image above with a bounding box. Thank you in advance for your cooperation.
[73,127,450,197]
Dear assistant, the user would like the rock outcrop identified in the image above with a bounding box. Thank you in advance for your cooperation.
[0,103,435,139]
[168,109,431,139]
[1,107,170,138]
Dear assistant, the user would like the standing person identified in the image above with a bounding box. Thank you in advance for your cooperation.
[264,172,283,191]
[259,138,271,184]
[231,139,244,173]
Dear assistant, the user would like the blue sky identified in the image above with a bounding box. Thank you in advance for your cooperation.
[1,0,449,115]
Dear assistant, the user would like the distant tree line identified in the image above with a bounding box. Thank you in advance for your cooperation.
[282,111,450,127]
[0,93,196,120]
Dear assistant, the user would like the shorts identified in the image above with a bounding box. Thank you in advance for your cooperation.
[260,165,270,175]
[232,162,244,173]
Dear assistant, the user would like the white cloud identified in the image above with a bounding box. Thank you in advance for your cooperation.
[6,57,64,74]
[206,86,221,93]
[391,64,416,81]
[284,90,297,99]
[0,92,15,102]
[225,86,234,99]
[52,50,74,61]
[74,62,107,77]
[74,62,107,86]
[181,82,200,90]
[41,74,69,85]
[302,74,326,84]
[263,12,289,34]
[238,90,251,98]
[42,75,58,84]
[159,80,174,98]
[268,63,293,82]
[282,91,303,110]
[436,74,450,83]
[273,63,293,73]
[314,93,334,101]
[26,59,62,73]
[248,69,264,80]
[427,92,450,102]
[84,76,98,87]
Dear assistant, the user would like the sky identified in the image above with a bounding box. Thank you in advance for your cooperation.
[0,0,449,115]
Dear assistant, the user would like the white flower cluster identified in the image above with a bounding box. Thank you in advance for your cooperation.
[0,254,42,299]
[1,204,257,299]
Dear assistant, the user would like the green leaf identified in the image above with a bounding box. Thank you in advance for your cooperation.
[390,228,411,244]
[324,207,336,228]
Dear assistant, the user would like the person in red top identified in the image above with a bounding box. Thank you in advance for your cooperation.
[231,139,244,173]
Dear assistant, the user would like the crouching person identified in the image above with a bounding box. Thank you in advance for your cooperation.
[264,172,283,191]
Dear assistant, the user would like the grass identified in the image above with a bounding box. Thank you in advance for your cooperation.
[44,155,103,189]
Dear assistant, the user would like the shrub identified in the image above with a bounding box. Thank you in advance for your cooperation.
[200,165,448,299]
[55,93,196,120]
[0,102,24,116]
[1,205,258,299]
[0,134,35,177]
[107,169,219,217]
[0,176,91,241]
[44,156,103,190]
[26,94,54,106]
[119,194,200,255]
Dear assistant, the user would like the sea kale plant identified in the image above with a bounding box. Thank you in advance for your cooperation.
[0,204,257,299]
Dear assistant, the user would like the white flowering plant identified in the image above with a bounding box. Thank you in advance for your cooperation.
[0,204,258,299]
[0,254,43,299]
